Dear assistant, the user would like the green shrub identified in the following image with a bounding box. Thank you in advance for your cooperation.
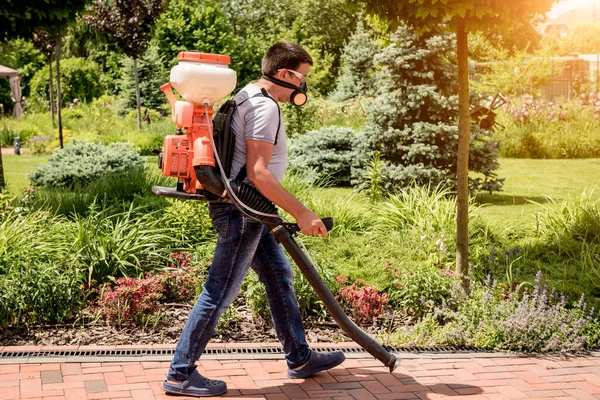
[27,135,52,155]
[0,262,85,328]
[24,167,172,217]
[28,141,143,189]
[70,205,184,285]
[387,272,597,352]
[386,264,455,318]
[288,126,357,185]
[0,210,72,273]
[30,57,104,107]
[0,124,18,147]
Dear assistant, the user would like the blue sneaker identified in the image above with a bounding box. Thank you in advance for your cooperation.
[163,369,227,397]
[287,350,346,379]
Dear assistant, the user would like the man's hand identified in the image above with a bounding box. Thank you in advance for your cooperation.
[297,209,327,238]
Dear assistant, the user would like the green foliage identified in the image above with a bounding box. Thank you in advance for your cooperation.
[472,51,553,97]
[153,0,238,68]
[23,167,171,217]
[541,24,600,56]
[243,259,338,321]
[284,0,358,95]
[28,141,143,189]
[353,25,503,193]
[30,57,104,107]
[534,192,600,246]
[117,46,168,114]
[70,204,182,285]
[0,261,85,328]
[1,0,88,40]
[360,0,555,35]
[495,97,600,159]
[60,20,125,95]
[0,80,14,116]
[0,210,72,271]
[331,20,379,101]
[386,264,456,319]
[0,38,46,98]
[374,185,464,235]
[288,126,357,185]
[389,272,595,352]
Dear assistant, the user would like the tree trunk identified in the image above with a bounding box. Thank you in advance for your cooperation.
[48,54,55,125]
[55,34,64,149]
[455,18,470,290]
[134,57,142,132]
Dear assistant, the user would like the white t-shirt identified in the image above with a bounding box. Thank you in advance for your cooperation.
[229,84,288,183]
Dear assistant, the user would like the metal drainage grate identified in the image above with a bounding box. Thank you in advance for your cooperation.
[0,345,486,360]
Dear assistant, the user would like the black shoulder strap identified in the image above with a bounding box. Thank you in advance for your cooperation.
[234,88,282,182]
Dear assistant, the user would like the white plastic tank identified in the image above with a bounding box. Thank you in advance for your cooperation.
[170,52,237,106]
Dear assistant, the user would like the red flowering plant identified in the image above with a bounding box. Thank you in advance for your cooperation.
[99,274,165,328]
[335,276,388,325]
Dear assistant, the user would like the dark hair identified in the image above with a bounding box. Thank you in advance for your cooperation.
[262,41,313,77]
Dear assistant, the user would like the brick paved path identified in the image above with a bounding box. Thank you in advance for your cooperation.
[1,347,600,399]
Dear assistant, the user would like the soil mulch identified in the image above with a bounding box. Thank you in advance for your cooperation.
[0,299,356,347]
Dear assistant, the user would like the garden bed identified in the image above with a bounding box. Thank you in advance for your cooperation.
[0,299,352,347]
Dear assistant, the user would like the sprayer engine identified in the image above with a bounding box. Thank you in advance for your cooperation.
[160,135,190,179]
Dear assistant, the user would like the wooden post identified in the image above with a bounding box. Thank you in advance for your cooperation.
[55,33,64,149]
[49,54,55,125]
[455,18,471,290]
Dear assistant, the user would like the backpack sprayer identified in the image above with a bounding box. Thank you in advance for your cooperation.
[152,51,399,373]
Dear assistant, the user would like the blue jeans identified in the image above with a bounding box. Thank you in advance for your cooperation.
[167,202,311,381]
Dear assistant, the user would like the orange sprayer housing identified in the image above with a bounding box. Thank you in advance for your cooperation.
[158,51,234,196]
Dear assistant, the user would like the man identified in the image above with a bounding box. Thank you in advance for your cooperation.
[163,41,345,397]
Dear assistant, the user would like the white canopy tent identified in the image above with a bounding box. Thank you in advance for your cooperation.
[0,64,23,118]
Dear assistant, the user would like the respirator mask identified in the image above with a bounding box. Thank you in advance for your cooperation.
[262,75,308,107]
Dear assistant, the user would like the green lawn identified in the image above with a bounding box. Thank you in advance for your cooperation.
[475,158,600,229]
[3,155,599,228]
[2,154,48,195]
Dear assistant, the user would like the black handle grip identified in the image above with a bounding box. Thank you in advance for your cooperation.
[284,217,334,236]
[321,217,334,232]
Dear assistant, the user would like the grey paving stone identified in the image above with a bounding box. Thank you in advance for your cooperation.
[84,379,108,393]
[41,370,63,384]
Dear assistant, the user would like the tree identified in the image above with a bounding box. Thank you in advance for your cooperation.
[331,19,379,101]
[154,0,237,69]
[287,0,359,95]
[84,0,164,131]
[353,25,503,194]
[359,0,556,287]
[117,46,167,115]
